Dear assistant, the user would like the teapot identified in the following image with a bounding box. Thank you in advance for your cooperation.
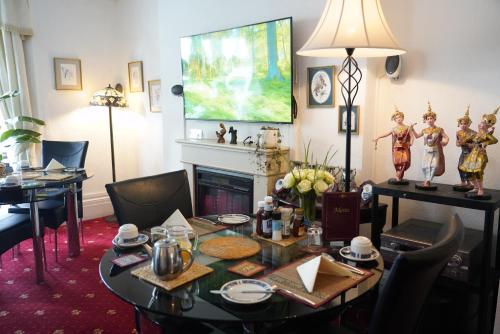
[144,237,194,280]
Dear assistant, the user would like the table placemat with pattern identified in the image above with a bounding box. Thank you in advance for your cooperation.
[260,256,374,308]
[251,233,306,247]
[188,217,229,236]
[199,236,261,259]
[227,260,267,277]
[131,262,213,291]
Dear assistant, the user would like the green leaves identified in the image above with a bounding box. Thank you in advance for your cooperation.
[5,116,45,126]
[0,90,19,101]
[0,129,42,144]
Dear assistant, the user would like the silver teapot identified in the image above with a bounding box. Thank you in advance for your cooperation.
[144,237,194,280]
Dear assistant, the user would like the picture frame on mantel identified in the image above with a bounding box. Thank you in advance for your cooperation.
[307,65,335,108]
[338,105,360,135]
[128,61,144,92]
[54,58,82,90]
[148,79,161,112]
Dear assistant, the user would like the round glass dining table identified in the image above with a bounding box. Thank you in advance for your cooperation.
[100,223,383,332]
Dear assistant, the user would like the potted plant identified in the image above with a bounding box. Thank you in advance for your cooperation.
[0,90,45,173]
[257,126,281,149]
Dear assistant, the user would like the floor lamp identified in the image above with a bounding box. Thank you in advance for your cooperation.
[90,84,128,183]
[297,0,406,191]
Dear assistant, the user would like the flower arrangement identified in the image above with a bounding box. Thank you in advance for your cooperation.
[282,141,336,222]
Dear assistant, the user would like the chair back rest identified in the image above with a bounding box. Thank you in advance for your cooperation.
[369,214,464,334]
[42,140,89,168]
[105,170,193,230]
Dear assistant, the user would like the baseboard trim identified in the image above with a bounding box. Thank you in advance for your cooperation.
[83,192,113,220]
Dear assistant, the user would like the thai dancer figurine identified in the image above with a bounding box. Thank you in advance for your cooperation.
[459,107,498,199]
[412,102,449,190]
[453,106,476,191]
[373,106,415,185]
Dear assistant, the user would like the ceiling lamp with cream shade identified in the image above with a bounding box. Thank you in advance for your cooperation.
[298,0,406,191]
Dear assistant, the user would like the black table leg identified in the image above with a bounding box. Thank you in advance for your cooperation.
[479,209,494,334]
[372,194,380,249]
[392,197,399,227]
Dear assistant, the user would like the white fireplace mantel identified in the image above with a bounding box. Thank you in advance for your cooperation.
[176,139,290,213]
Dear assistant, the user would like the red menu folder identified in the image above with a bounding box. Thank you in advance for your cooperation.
[322,191,360,242]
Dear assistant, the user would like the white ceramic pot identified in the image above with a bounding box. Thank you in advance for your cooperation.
[258,129,279,149]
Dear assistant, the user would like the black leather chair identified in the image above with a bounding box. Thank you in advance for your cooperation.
[9,140,89,261]
[105,170,193,230]
[0,212,46,269]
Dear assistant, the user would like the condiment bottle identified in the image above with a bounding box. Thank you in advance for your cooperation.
[292,208,305,237]
[272,209,283,241]
[255,200,265,236]
[280,207,293,239]
[262,201,273,239]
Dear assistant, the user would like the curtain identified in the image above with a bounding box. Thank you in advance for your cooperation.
[0,0,34,161]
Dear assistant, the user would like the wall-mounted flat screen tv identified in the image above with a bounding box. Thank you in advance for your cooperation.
[181,17,292,123]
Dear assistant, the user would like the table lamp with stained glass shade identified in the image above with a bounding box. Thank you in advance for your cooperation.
[297,0,406,191]
[89,84,127,183]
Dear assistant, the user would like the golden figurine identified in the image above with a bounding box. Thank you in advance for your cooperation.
[453,106,476,191]
[412,102,449,190]
[216,123,226,143]
[373,106,415,185]
[459,107,498,199]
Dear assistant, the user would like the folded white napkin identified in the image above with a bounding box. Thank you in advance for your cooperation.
[45,158,65,171]
[161,209,193,232]
[297,254,354,293]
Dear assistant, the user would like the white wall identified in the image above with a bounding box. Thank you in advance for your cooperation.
[25,0,162,218]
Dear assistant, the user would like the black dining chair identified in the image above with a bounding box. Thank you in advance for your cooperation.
[8,140,89,261]
[105,169,193,230]
[0,212,46,269]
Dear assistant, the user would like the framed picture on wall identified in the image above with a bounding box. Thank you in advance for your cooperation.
[54,58,82,90]
[148,79,161,112]
[338,105,360,134]
[307,66,335,108]
[128,61,144,92]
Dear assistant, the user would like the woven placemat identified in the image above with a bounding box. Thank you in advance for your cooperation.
[199,236,261,259]
[260,256,373,308]
[252,234,306,247]
[131,262,213,291]
[188,217,228,236]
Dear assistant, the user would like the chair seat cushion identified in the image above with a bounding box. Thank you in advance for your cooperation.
[8,200,66,230]
[0,213,33,255]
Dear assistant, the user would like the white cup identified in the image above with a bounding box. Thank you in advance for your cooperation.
[350,236,373,259]
[118,224,139,243]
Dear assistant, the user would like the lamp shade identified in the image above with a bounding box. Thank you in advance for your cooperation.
[89,84,128,107]
[297,0,406,58]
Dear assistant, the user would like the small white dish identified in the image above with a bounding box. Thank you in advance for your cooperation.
[219,279,273,304]
[339,246,380,262]
[217,214,251,225]
[112,234,149,248]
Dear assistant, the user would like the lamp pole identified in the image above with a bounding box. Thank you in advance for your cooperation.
[107,103,116,183]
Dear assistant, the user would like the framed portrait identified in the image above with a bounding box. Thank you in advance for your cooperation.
[307,66,335,108]
[128,61,144,92]
[148,80,161,112]
[54,58,82,90]
[338,105,360,134]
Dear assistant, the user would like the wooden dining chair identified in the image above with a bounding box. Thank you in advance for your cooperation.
[105,169,193,230]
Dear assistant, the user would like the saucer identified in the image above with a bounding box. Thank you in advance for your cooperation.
[339,246,380,262]
[219,279,273,304]
[217,214,251,225]
[112,234,148,248]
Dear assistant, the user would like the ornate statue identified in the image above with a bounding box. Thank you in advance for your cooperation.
[216,123,226,143]
[373,106,415,185]
[411,102,449,190]
[229,126,237,144]
[459,107,498,199]
[453,106,476,191]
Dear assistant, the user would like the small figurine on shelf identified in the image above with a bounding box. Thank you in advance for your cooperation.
[453,106,476,191]
[373,106,415,185]
[229,126,237,144]
[459,107,498,199]
[216,123,226,143]
[412,102,449,190]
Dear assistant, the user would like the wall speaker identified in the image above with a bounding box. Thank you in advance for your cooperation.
[171,84,184,96]
[385,55,402,80]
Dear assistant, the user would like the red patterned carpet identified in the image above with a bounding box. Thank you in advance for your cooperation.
[0,217,147,334]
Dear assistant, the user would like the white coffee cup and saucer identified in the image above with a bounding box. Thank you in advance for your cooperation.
[112,224,148,248]
[339,236,380,262]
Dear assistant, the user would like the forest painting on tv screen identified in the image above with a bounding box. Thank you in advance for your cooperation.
[181,18,292,123]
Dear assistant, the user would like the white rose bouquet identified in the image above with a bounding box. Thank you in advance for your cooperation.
[282,141,335,222]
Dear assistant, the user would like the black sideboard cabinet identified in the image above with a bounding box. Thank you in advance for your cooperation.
[372,180,500,334]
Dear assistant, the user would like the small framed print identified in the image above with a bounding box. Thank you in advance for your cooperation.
[148,79,161,112]
[338,105,360,134]
[128,61,144,92]
[307,66,335,108]
[54,58,82,90]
